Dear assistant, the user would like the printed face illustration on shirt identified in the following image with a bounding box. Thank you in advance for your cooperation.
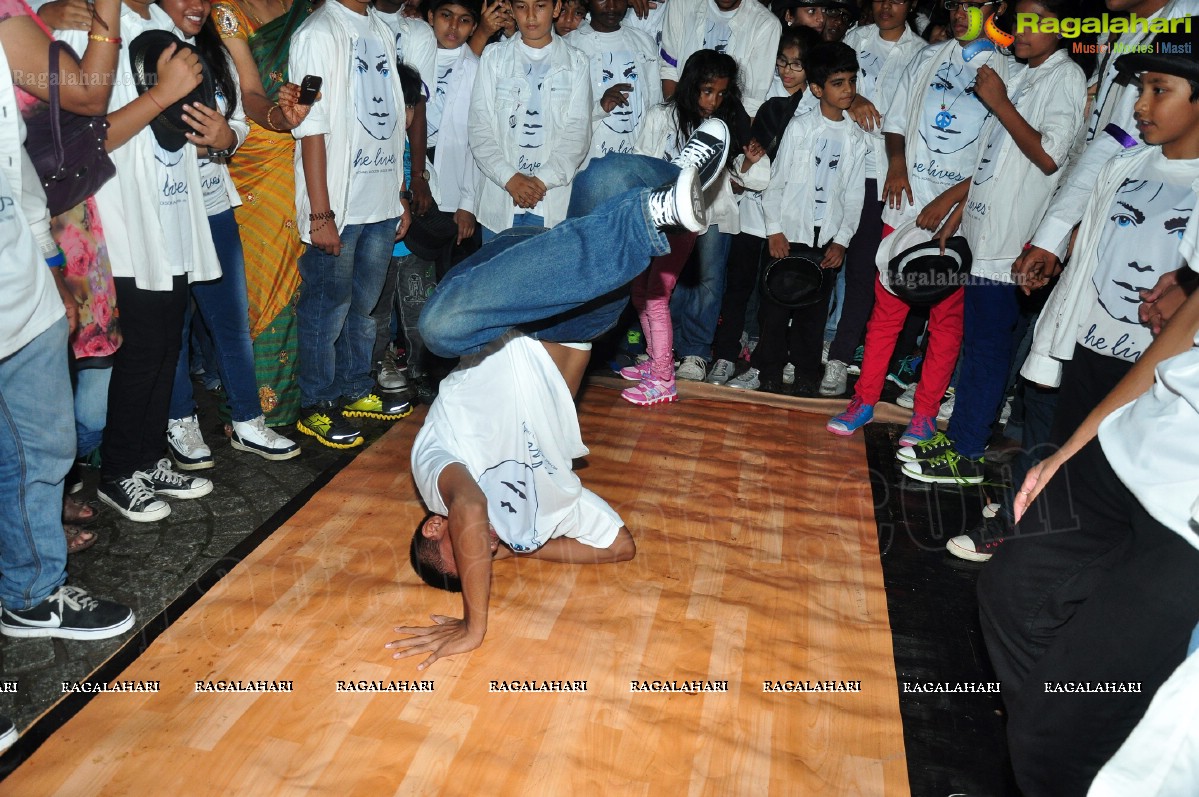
[704,19,730,53]
[354,35,398,141]
[857,50,884,99]
[516,61,549,173]
[920,61,989,155]
[813,138,841,214]
[1094,179,1193,324]
[599,51,640,135]
[478,460,540,551]
[428,62,454,143]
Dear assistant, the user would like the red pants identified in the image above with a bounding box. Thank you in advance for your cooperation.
[854,274,964,419]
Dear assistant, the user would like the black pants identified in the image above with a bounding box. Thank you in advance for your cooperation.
[101,275,189,481]
[711,232,766,363]
[751,264,836,383]
[827,179,882,364]
[978,438,1199,796]
[1049,344,1134,447]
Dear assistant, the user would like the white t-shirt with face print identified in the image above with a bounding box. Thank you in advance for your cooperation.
[703,0,733,53]
[153,139,194,276]
[427,46,460,149]
[812,117,848,226]
[572,26,655,161]
[411,332,623,553]
[1079,152,1199,364]
[515,40,553,216]
[340,3,404,225]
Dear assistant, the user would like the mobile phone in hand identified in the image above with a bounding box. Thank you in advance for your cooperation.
[298,75,322,106]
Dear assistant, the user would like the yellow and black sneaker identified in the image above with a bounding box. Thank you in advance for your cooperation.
[341,393,413,421]
[296,403,364,449]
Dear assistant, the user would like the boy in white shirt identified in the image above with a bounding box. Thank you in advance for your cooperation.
[749,41,867,394]
[468,0,593,238]
[566,0,662,164]
[827,0,1011,445]
[657,0,781,116]
[290,0,414,448]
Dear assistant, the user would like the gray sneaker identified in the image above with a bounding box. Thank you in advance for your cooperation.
[820,360,848,397]
[727,367,761,390]
[675,355,708,381]
[706,358,735,385]
[376,345,409,391]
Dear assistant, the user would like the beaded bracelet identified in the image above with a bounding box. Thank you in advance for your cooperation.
[309,210,336,221]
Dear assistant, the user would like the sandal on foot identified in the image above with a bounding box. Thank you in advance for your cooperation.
[65,524,98,555]
[63,495,98,526]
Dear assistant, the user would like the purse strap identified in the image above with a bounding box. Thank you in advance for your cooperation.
[48,40,65,170]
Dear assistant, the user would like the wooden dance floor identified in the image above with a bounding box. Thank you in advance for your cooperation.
[6,388,909,795]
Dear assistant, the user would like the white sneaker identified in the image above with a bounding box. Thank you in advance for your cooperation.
[896,382,917,409]
[820,360,849,397]
[672,118,730,191]
[727,367,761,390]
[782,363,795,385]
[376,345,408,391]
[675,355,708,381]
[706,358,735,385]
[647,166,705,233]
[166,414,213,471]
[937,387,956,421]
[999,396,1013,426]
[232,416,301,461]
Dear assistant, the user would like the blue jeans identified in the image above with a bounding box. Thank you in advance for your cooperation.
[0,318,71,610]
[567,153,677,218]
[948,278,1020,459]
[481,212,544,243]
[170,209,261,422]
[73,362,111,457]
[421,187,670,357]
[297,218,398,406]
[669,227,731,359]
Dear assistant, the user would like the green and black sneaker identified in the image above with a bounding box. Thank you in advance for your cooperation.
[896,431,954,464]
[296,404,364,449]
[341,392,413,421]
[901,449,985,485]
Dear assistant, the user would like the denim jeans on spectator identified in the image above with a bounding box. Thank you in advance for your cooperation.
[169,209,261,423]
[481,212,544,243]
[297,218,398,407]
[421,187,669,357]
[948,277,1021,459]
[73,362,111,458]
[670,226,731,360]
[0,317,71,610]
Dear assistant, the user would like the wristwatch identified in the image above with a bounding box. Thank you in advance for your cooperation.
[400,190,413,201]
[417,169,431,181]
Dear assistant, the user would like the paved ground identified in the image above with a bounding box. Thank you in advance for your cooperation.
[0,385,410,733]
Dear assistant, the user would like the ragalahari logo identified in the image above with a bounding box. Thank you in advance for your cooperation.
[959,6,1016,47]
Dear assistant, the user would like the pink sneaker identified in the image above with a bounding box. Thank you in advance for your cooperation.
[618,361,653,381]
[621,376,678,406]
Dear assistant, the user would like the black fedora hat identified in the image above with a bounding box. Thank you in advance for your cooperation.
[1115,17,1199,84]
[129,30,216,152]
[761,251,825,308]
[881,225,972,305]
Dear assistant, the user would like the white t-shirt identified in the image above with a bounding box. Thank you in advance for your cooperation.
[411,332,624,552]
[340,3,404,225]
[427,46,460,149]
[623,0,668,51]
[572,27,654,160]
[1079,152,1199,364]
[854,34,895,178]
[1098,329,1199,544]
[812,119,848,226]
[517,41,553,216]
[703,0,733,53]
[153,140,193,276]
[0,150,62,361]
[198,90,233,216]
[883,43,996,223]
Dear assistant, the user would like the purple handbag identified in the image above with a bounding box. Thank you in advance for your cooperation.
[23,40,116,217]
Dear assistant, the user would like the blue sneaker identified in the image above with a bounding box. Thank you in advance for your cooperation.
[897,412,938,447]
[827,397,874,436]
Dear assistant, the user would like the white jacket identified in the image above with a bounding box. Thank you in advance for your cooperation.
[1030,0,1199,257]
[633,103,768,235]
[0,40,62,360]
[1020,146,1199,387]
[290,2,408,241]
[762,104,867,248]
[429,45,480,215]
[468,35,592,230]
[959,50,1086,277]
[658,0,780,116]
[842,23,925,193]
